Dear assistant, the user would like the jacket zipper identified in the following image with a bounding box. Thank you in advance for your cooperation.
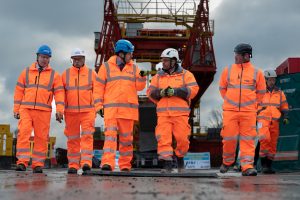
[238,64,244,111]
[34,72,41,109]
[77,69,80,112]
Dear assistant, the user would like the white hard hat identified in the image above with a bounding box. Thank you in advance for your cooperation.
[71,48,85,58]
[264,69,277,78]
[160,48,180,62]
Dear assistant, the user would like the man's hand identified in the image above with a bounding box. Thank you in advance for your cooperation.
[56,112,63,123]
[166,86,175,97]
[97,108,104,118]
[139,70,146,77]
[160,88,167,97]
[14,112,20,120]
[283,118,289,125]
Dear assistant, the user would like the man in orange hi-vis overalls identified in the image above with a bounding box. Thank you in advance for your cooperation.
[258,69,289,174]
[219,43,266,176]
[13,45,64,173]
[147,48,199,173]
[97,39,146,171]
[62,48,102,174]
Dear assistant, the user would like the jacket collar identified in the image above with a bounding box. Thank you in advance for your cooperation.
[29,62,52,71]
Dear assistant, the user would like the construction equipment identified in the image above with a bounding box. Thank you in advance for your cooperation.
[0,124,13,169]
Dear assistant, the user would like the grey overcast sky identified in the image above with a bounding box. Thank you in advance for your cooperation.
[0,0,299,148]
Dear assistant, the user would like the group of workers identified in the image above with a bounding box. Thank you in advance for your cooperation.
[13,39,288,176]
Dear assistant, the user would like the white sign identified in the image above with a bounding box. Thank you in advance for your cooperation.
[184,152,211,169]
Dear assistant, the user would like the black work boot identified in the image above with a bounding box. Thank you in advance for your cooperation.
[67,168,78,174]
[263,158,275,174]
[16,164,26,171]
[161,160,173,173]
[33,166,43,173]
[82,164,91,172]
[176,156,184,172]
[220,163,231,173]
[101,164,112,171]
[242,168,257,176]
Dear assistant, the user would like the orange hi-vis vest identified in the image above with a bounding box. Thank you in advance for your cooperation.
[258,87,289,121]
[219,62,266,112]
[97,55,146,120]
[147,66,199,117]
[14,62,64,113]
[62,65,102,112]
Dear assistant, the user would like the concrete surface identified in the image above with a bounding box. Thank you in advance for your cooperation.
[1,169,300,200]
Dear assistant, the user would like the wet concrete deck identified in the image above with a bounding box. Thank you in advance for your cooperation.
[1,169,300,200]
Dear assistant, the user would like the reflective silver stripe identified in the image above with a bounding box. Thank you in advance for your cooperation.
[182,69,187,85]
[158,156,173,161]
[68,152,80,157]
[260,103,280,107]
[88,69,92,86]
[103,148,115,153]
[240,161,253,167]
[56,101,65,105]
[32,151,46,157]
[107,76,135,82]
[219,86,226,90]
[96,76,106,84]
[104,62,110,79]
[25,67,29,86]
[67,135,80,140]
[17,82,25,88]
[17,155,31,159]
[272,117,280,121]
[228,84,255,90]
[240,155,254,160]
[81,156,92,161]
[17,148,31,153]
[149,85,158,90]
[105,127,118,131]
[66,68,70,87]
[22,101,52,109]
[223,136,238,141]
[119,132,131,137]
[187,87,191,99]
[81,131,93,135]
[157,107,190,112]
[224,96,239,106]
[159,151,173,156]
[94,98,103,104]
[240,136,256,141]
[47,70,55,90]
[81,150,93,154]
[186,82,198,87]
[26,84,50,90]
[224,96,256,107]
[257,116,271,120]
[257,89,266,94]
[156,135,161,141]
[223,152,235,157]
[259,135,266,140]
[119,141,132,147]
[120,151,133,156]
[54,86,64,92]
[105,136,117,142]
[32,157,45,162]
[253,68,258,83]
[224,157,235,162]
[281,100,288,105]
[104,103,138,109]
[14,100,22,104]
[65,86,92,91]
[66,105,94,109]
[68,158,80,163]
[137,77,146,82]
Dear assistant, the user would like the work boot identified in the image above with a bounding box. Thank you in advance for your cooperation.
[101,164,112,171]
[242,168,257,176]
[233,164,241,172]
[33,166,43,173]
[260,157,269,173]
[219,163,231,173]
[67,168,78,174]
[16,164,26,171]
[262,158,275,174]
[161,160,173,173]
[176,156,184,172]
[82,164,91,172]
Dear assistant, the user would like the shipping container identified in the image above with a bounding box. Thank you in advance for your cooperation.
[276,57,300,75]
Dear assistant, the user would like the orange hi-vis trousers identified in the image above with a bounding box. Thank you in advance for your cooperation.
[64,112,95,169]
[257,110,272,142]
[259,120,279,160]
[16,108,51,169]
[222,111,257,171]
[101,118,134,170]
[155,116,191,161]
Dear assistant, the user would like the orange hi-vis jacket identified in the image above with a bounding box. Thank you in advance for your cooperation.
[147,66,199,116]
[62,65,102,112]
[97,55,146,120]
[14,62,64,113]
[258,87,289,121]
[219,62,266,112]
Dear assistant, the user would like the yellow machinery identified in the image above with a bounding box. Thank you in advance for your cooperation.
[0,124,13,156]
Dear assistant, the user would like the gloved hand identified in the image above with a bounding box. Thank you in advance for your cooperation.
[14,112,20,119]
[165,86,175,97]
[283,118,289,125]
[97,108,104,118]
[56,112,63,123]
[160,88,167,97]
[139,70,146,77]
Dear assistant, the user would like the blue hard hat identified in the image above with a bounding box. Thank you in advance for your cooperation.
[115,39,134,53]
[36,45,52,57]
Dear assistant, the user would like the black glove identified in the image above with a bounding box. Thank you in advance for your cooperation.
[97,108,104,118]
[14,112,20,119]
[139,70,145,77]
[283,118,289,125]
